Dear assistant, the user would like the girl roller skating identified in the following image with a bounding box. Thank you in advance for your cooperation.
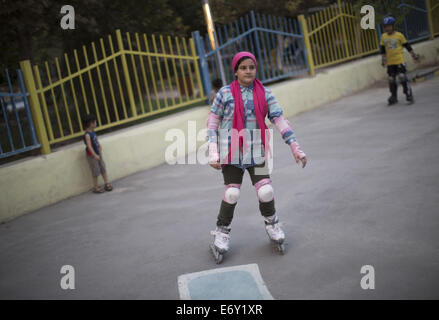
[206,51,307,264]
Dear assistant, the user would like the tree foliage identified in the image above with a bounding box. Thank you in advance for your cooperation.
[209,0,335,24]
[0,0,200,70]
[0,0,416,74]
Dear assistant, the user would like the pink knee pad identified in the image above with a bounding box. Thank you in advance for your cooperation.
[254,178,274,203]
[223,183,241,204]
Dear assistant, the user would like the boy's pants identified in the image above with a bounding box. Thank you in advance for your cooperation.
[387,63,411,98]
[217,162,275,227]
[86,154,106,177]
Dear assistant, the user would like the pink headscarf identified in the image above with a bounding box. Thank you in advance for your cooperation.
[224,51,271,165]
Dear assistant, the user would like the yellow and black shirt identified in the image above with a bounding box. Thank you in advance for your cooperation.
[380,31,409,66]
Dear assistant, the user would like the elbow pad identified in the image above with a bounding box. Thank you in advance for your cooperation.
[206,111,221,130]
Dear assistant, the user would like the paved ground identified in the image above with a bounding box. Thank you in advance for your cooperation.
[1,77,439,299]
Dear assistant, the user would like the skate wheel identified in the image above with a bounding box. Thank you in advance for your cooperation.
[270,240,285,255]
[210,244,224,264]
[278,244,285,255]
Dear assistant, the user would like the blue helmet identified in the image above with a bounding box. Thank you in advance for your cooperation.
[383,16,395,25]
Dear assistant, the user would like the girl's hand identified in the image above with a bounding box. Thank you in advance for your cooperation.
[381,55,387,67]
[290,141,307,168]
[94,155,100,161]
[411,52,420,62]
[294,154,307,168]
[208,142,221,170]
[209,161,221,170]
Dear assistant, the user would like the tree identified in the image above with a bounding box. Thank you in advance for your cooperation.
[0,0,195,73]
[208,0,336,24]
[0,0,58,69]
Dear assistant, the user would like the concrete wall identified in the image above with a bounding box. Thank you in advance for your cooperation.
[0,108,209,222]
[1,38,438,223]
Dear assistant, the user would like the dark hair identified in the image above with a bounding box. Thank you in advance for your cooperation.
[83,114,97,128]
[212,78,223,89]
[234,56,254,72]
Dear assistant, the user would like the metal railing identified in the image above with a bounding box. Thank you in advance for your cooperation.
[194,10,309,91]
[427,0,439,37]
[306,0,380,70]
[195,0,439,87]
[398,0,431,42]
[20,30,205,154]
[0,69,40,158]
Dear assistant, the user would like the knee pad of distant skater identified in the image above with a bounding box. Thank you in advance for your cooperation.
[398,73,408,82]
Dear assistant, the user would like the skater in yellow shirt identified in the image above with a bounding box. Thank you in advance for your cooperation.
[380,16,419,105]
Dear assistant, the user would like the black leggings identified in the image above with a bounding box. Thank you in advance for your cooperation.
[216,162,275,227]
[387,64,410,97]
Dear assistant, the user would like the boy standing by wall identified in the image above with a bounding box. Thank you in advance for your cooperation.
[83,114,113,193]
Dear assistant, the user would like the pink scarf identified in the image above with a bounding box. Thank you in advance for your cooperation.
[225,51,271,165]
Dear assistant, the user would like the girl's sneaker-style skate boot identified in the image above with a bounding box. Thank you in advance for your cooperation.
[210,225,231,264]
[264,215,286,254]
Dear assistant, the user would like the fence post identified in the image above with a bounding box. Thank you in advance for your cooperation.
[116,29,137,117]
[19,60,51,155]
[298,15,315,76]
[190,37,206,100]
[426,0,435,39]
[337,0,350,59]
[376,22,382,49]
[250,11,266,82]
[192,31,212,103]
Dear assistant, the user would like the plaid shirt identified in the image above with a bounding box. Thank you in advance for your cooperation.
[206,83,297,170]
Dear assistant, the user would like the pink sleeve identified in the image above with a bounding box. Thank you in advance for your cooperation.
[206,111,221,130]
